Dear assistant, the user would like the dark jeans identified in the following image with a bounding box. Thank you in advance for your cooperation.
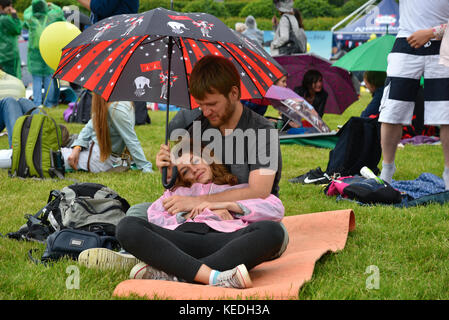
[116,216,284,283]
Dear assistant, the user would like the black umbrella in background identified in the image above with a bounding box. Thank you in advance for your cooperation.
[53,7,286,188]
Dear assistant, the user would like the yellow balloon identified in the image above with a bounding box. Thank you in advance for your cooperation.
[39,21,81,70]
[368,33,377,42]
[307,42,311,52]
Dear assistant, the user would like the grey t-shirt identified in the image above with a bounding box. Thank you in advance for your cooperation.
[171,106,282,197]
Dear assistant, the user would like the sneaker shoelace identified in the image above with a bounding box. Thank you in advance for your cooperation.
[143,266,174,280]
[214,269,242,288]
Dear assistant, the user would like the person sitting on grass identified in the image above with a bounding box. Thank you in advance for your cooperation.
[360,71,387,118]
[293,69,328,118]
[62,92,153,173]
[79,141,285,289]
[0,67,38,148]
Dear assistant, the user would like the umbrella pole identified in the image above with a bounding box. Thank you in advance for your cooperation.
[162,36,178,189]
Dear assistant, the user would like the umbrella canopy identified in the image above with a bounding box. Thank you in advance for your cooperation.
[332,34,396,72]
[54,7,286,108]
[265,85,331,133]
[53,7,286,188]
[274,53,358,115]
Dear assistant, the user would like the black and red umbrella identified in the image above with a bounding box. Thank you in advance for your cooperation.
[53,7,286,187]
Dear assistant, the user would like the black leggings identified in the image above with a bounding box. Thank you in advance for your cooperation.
[116,217,284,283]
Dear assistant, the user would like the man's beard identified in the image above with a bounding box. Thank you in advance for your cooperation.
[208,97,236,128]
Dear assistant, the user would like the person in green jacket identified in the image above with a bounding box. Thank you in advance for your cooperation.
[23,0,64,107]
[0,0,22,78]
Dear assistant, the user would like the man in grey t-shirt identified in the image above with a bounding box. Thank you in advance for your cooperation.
[128,55,287,258]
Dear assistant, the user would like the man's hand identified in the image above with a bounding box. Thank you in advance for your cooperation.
[407,28,434,48]
[67,147,81,170]
[162,195,204,215]
[156,144,172,170]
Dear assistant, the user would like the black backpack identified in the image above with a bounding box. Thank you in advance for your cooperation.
[325,117,381,177]
[70,89,92,124]
[324,175,403,205]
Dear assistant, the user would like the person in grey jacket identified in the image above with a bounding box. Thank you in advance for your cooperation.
[271,0,307,56]
[242,15,264,47]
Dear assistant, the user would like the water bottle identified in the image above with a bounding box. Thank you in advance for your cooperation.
[360,166,385,185]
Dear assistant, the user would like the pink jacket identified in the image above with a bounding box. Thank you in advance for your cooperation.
[147,183,285,233]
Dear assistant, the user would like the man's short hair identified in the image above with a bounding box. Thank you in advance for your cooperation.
[189,55,241,100]
[0,0,12,8]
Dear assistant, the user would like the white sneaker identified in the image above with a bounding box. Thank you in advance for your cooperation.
[130,262,180,282]
[78,248,140,270]
[213,264,252,289]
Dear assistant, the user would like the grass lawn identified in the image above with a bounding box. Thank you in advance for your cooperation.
[1,91,449,300]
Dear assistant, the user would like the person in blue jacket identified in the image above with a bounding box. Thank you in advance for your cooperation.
[76,0,139,24]
[360,71,387,118]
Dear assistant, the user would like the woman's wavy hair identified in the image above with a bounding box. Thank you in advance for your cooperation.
[171,139,238,190]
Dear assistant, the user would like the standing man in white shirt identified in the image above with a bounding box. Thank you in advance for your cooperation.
[378,0,449,188]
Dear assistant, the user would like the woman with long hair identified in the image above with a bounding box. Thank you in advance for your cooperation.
[63,93,153,173]
[294,69,328,118]
[79,141,286,289]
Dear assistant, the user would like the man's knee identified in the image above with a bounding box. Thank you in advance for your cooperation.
[267,221,289,260]
[277,221,289,256]
[126,202,152,220]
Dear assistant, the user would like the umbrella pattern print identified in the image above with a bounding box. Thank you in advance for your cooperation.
[53,8,286,109]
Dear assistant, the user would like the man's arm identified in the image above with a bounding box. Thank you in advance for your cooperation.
[201,169,275,202]
[76,0,91,10]
[162,169,276,214]
[407,24,447,48]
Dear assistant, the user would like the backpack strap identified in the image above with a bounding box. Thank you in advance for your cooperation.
[25,107,38,116]
[25,114,46,177]
[9,116,27,176]
[28,249,48,266]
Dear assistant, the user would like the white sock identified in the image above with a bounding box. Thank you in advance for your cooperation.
[380,162,396,184]
[443,167,449,190]
[209,270,220,285]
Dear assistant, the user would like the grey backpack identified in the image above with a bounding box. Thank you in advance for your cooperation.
[47,182,130,236]
[6,183,130,242]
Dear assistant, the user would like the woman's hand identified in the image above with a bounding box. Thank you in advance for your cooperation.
[67,147,81,170]
[210,209,234,220]
[407,28,434,48]
[189,201,240,220]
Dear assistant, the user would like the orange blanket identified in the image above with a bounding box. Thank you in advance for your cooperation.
[113,209,355,300]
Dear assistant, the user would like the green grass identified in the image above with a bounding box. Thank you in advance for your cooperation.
[1,92,449,300]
